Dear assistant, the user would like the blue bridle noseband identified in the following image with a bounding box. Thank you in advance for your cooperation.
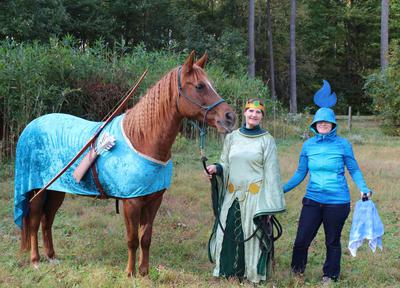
[177,66,225,114]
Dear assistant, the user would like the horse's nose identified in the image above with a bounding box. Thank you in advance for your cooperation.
[225,111,237,128]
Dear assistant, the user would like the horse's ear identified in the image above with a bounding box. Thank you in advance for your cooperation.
[183,50,195,74]
[195,52,208,69]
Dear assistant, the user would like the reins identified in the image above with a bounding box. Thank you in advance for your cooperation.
[215,199,261,243]
[30,70,148,203]
[210,173,283,244]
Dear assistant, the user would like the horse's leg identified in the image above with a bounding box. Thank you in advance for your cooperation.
[138,191,165,276]
[122,198,143,277]
[41,191,65,263]
[28,190,46,268]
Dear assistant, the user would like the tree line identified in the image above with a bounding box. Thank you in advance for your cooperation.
[1,0,399,114]
[1,0,400,162]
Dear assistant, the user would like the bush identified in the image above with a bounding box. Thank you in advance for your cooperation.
[364,42,400,136]
[207,68,270,124]
[0,38,272,161]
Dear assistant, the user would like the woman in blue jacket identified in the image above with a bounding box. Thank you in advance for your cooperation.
[284,81,372,284]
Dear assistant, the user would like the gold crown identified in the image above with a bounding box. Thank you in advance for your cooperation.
[245,100,265,112]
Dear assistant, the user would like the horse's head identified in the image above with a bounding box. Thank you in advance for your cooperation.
[176,51,237,133]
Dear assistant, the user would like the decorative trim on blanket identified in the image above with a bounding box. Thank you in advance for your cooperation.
[120,118,170,166]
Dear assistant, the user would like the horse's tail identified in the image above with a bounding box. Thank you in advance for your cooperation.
[20,216,31,251]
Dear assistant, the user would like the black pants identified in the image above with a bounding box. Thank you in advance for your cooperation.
[291,198,350,280]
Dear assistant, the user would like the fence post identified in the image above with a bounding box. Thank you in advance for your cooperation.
[347,106,352,131]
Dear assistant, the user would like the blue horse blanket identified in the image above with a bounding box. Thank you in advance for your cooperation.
[14,113,173,228]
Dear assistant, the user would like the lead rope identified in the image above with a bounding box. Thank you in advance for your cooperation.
[193,119,255,243]
[209,172,282,245]
[193,119,262,243]
[189,120,209,172]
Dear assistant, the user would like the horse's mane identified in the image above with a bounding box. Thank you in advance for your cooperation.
[123,67,179,145]
[123,66,207,146]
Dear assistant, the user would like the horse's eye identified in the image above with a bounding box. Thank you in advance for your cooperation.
[195,83,205,91]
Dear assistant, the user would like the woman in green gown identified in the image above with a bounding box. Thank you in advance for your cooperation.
[206,99,286,283]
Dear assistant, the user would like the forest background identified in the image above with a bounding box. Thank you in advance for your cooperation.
[1,0,400,161]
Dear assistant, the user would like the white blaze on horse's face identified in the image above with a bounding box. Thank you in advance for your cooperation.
[178,51,237,133]
[205,79,218,95]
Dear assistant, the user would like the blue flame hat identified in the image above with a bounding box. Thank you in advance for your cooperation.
[310,80,337,131]
[313,80,337,108]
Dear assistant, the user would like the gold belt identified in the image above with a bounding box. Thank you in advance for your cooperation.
[227,182,261,195]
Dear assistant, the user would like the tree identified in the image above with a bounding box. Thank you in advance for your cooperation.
[248,0,255,77]
[298,0,381,113]
[63,0,113,47]
[289,0,297,113]
[365,43,400,135]
[266,0,276,100]
[0,0,67,42]
[381,0,389,70]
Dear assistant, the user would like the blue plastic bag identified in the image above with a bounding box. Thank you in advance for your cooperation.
[348,199,384,257]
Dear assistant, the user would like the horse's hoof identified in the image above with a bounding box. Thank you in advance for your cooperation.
[32,262,40,269]
[138,267,149,276]
[48,258,60,265]
[125,270,135,278]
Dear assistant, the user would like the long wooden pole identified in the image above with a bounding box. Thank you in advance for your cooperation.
[348,106,352,131]
[30,69,148,202]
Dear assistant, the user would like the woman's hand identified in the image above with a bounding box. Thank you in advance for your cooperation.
[360,191,372,200]
[204,164,217,181]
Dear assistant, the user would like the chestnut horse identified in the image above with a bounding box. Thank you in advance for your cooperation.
[14,51,236,276]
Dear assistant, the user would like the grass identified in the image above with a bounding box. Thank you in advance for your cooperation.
[1,119,399,287]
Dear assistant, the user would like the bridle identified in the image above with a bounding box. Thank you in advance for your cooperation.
[176,66,226,119]
[176,66,226,171]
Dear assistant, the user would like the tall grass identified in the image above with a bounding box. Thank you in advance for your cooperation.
[0,39,270,163]
[0,120,399,287]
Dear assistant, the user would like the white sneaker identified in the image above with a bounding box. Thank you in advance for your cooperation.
[322,276,332,286]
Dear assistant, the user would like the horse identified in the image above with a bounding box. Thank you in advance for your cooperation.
[14,51,237,276]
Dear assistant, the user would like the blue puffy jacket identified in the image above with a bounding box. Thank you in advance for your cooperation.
[283,108,371,204]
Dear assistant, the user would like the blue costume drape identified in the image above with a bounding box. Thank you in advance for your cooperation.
[14,113,173,228]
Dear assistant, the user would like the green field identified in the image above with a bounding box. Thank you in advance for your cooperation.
[1,119,399,287]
